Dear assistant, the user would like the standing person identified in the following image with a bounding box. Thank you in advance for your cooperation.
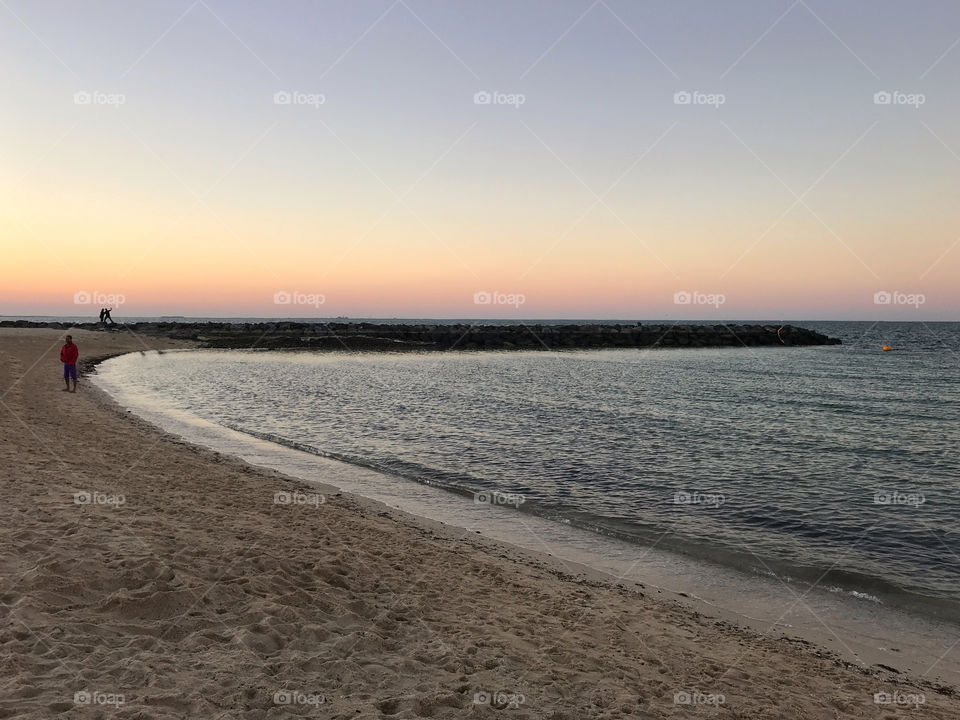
[99,308,106,324]
[103,308,115,325]
[61,335,79,393]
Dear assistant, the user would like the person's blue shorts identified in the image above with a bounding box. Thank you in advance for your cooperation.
[63,363,77,380]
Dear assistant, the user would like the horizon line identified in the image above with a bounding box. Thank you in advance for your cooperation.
[4,315,958,323]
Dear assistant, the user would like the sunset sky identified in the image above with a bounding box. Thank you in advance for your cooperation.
[2,0,958,319]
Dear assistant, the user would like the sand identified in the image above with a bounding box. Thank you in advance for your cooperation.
[1,327,956,719]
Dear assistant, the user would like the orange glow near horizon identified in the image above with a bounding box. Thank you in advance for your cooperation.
[2,2,959,320]
[5,168,956,319]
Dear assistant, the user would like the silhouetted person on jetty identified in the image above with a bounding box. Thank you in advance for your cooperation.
[98,308,106,323]
[103,308,115,325]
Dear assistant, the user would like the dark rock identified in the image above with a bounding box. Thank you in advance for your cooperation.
[0,320,841,351]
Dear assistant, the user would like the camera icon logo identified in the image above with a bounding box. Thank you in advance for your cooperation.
[473,91,492,105]
[273,491,292,505]
[673,290,692,305]
[673,91,692,105]
[73,491,92,505]
[873,91,892,105]
[873,290,892,305]
[74,290,92,304]
[473,291,492,305]
[74,691,91,705]
[273,690,293,705]
[273,91,291,105]
[73,91,92,105]
[273,291,292,305]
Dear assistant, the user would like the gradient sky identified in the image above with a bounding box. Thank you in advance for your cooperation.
[2,0,959,319]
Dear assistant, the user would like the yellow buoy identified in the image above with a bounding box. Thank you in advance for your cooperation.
[882,345,892,352]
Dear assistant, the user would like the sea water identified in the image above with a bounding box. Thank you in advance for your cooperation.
[92,321,960,683]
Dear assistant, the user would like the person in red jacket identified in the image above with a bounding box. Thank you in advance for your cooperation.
[61,335,79,393]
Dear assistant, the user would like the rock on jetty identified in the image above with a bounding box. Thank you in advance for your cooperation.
[1,320,841,351]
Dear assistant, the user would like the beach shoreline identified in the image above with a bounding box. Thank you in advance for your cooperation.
[90,346,960,688]
[2,327,955,719]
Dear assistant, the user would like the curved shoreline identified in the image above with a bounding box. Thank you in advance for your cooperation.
[204,419,958,627]
[5,327,955,718]
[90,345,960,692]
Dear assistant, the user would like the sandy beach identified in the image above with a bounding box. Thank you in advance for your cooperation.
[1,327,956,719]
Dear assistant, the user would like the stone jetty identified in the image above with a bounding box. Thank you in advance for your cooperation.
[1,320,841,351]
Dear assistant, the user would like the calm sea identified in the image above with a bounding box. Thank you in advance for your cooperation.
[93,321,959,629]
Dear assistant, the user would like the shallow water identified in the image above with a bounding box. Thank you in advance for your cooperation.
[92,321,960,680]
[96,322,959,616]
